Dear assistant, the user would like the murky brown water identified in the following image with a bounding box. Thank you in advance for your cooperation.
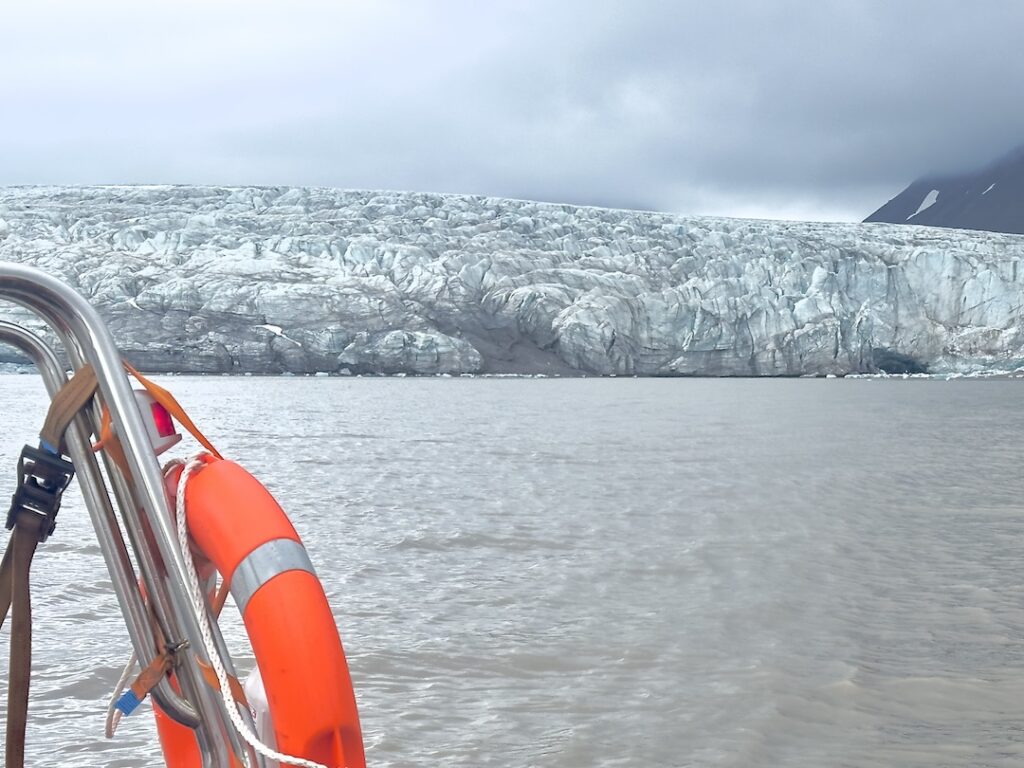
[1,376,1023,767]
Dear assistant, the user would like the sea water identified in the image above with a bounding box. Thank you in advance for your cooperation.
[0,376,1022,767]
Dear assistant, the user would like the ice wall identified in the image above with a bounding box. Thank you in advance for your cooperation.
[1,186,1023,376]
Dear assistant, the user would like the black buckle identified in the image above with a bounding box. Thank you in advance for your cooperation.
[6,445,75,542]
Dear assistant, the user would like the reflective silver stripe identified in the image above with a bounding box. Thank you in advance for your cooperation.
[230,538,317,614]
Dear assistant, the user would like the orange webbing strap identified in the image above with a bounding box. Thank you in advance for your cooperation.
[39,364,99,456]
[91,405,132,479]
[91,406,114,453]
[212,578,232,617]
[196,658,249,709]
[123,363,222,460]
[128,651,173,704]
[92,362,222,473]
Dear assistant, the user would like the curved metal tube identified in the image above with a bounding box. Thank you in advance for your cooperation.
[0,264,257,767]
[0,321,199,725]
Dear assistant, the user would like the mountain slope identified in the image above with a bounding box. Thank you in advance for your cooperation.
[2,185,1024,376]
[865,145,1024,234]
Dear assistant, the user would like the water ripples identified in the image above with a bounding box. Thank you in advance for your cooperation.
[0,377,1023,765]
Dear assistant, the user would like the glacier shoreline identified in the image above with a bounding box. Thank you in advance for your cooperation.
[1,185,1023,377]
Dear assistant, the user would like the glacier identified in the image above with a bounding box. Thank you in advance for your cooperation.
[1,185,1023,377]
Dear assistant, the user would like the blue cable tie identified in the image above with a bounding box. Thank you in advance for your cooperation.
[115,690,142,716]
[39,439,60,456]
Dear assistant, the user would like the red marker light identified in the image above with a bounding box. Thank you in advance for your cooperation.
[130,389,182,455]
[150,402,176,437]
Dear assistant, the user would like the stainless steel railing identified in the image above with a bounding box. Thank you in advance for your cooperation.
[0,263,260,768]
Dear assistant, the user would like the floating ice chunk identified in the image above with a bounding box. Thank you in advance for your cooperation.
[906,189,939,220]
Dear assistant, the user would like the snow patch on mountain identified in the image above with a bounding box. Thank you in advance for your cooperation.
[906,189,939,220]
[2,185,1024,376]
[865,143,1024,234]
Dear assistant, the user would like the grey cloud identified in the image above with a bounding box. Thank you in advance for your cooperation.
[1,0,1022,221]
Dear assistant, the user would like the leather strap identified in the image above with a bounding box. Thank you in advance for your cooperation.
[1,516,43,768]
[38,365,98,455]
[0,538,13,626]
[1,368,96,766]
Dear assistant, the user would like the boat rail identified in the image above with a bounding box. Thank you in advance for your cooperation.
[0,263,260,768]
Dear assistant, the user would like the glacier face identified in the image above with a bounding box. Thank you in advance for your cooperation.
[1,185,1023,376]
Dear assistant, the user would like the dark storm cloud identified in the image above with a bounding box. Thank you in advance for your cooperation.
[1,0,1022,221]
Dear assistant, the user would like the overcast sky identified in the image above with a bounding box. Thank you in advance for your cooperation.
[2,0,1023,221]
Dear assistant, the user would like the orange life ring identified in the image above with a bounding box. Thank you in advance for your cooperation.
[153,457,365,768]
